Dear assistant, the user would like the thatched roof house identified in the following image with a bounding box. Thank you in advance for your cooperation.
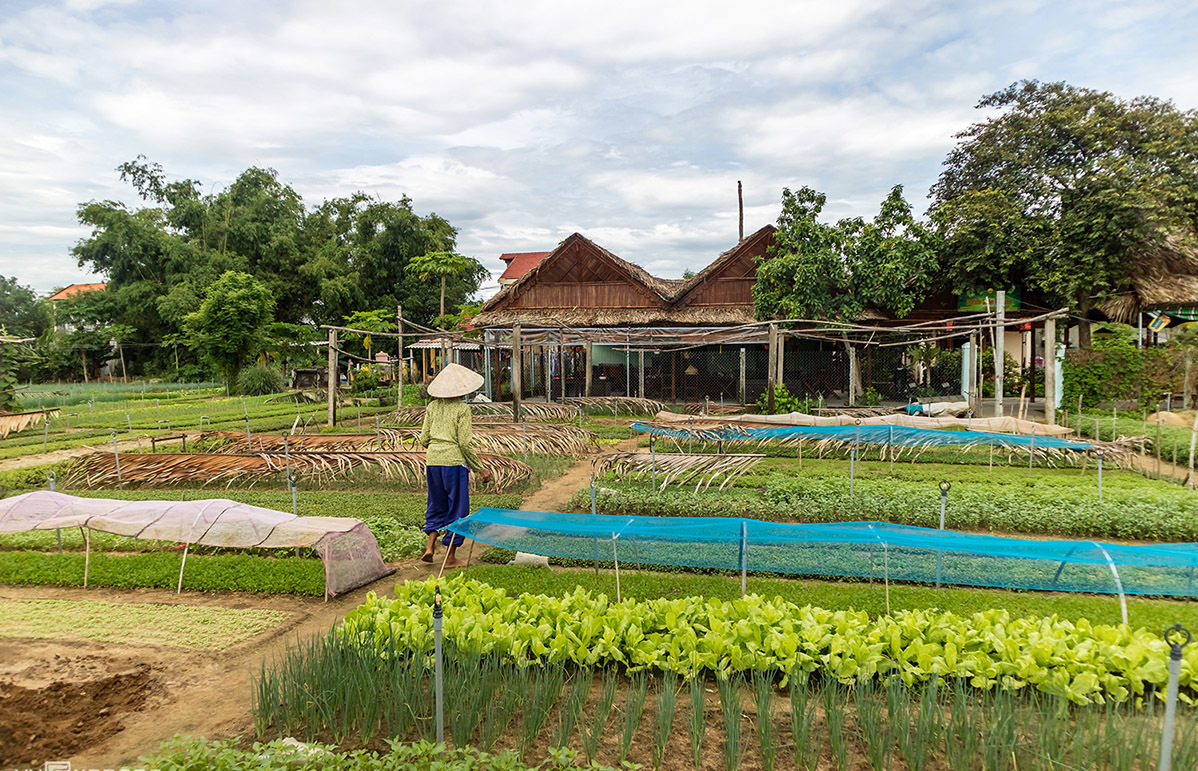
[472,226,775,329]
[1099,236,1198,324]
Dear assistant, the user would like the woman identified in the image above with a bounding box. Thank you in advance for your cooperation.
[419,362,491,568]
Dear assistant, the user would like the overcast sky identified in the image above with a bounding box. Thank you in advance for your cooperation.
[2,0,1196,296]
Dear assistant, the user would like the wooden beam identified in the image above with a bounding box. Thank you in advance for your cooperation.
[511,322,522,422]
[585,341,593,396]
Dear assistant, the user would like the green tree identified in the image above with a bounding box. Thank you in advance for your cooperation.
[0,277,50,338]
[930,80,1198,346]
[753,185,938,321]
[406,251,488,323]
[183,271,275,388]
[342,309,397,373]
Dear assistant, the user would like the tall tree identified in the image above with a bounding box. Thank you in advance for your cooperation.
[930,80,1198,346]
[183,271,275,388]
[405,251,488,323]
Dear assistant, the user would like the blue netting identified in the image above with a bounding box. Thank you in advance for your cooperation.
[631,421,1094,451]
[450,508,1198,597]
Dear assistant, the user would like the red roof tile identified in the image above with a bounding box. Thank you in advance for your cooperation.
[47,282,107,301]
[498,252,550,282]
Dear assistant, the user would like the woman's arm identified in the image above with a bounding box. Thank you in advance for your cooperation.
[456,408,485,473]
[419,405,432,449]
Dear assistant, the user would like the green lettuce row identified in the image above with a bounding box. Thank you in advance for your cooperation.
[341,575,1197,705]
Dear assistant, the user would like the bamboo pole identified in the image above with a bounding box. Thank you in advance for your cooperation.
[83,527,90,588]
[585,341,593,397]
[327,328,338,426]
[766,323,778,413]
[511,322,522,423]
[1044,316,1056,425]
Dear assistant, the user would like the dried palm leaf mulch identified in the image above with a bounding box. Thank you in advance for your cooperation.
[592,451,765,492]
[0,408,60,439]
[390,402,580,424]
[682,402,745,416]
[205,423,599,457]
[62,451,532,492]
[565,396,665,415]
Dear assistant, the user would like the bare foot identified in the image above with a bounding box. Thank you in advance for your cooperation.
[420,551,434,563]
[441,559,465,570]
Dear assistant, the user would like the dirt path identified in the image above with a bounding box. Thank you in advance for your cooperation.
[521,433,640,512]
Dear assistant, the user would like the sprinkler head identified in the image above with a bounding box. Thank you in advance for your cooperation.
[939,479,952,494]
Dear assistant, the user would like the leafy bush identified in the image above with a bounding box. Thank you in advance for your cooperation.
[861,387,882,406]
[755,384,809,414]
[147,736,608,771]
[237,364,285,396]
[402,383,424,406]
[351,370,384,395]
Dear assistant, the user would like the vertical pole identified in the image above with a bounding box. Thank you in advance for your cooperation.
[625,328,631,398]
[766,324,778,413]
[284,435,290,477]
[850,420,859,497]
[83,527,90,588]
[43,417,48,453]
[739,346,746,405]
[1158,624,1192,771]
[585,341,593,397]
[112,433,122,482]
[740,520,748,598]
[511,323,522,423]
[559,332,566,402]
[1157,419,1163,479]
[639,349,645,399]
[995,290,1005,417]
[776,330,785,392]
[327,328,338,427]
[848,344,857,407]
[397,305,404,385]
[612,535,621,604]
[176,543,189,594]
[651,436,657,491]
[1044,315,1056,425]
[1098,450,1104,502]
[289,472,299,517]
[936,481,950,589]
[738,180,744,241]
[483,330,492,399]
[49,472,60,551]
[433,586,444,744]
[1188,410,1198,490]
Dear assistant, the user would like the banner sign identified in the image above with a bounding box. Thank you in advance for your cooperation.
[958,289,1021,313]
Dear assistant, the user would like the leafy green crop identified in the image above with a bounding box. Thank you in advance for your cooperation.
[342,574,1197,705]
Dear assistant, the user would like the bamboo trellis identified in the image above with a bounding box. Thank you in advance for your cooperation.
[62,450,532,491]
[205,423,599,457]
[593,451,765,492]
[390,402,581,424]
[0,408,60,439]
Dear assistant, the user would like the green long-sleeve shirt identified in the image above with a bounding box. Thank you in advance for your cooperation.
[419,398,484,472]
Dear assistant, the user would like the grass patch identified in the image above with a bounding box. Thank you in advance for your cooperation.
[0,550,326,595]
[464,564,1198,632]
[0,598,288,650]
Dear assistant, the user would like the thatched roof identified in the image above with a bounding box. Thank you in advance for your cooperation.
[1099,235,1198,323]
[471,305,757,328]
[672,225,775,305]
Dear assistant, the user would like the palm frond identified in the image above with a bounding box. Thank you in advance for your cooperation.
[0,408,59,439]
[62,450,531,491]
[567,396,665,415]
[390,402,582,424]
[593,451,765,492]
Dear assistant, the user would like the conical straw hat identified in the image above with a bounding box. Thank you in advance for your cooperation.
[427,362,485,398]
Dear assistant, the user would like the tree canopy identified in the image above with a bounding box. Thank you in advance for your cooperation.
[0,276,49,338]
[68,158,482,378]
[183,271,276,386]
[753,185,939,321]
[930,80,1198,342]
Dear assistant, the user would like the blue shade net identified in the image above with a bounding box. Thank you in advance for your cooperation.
[450,508,1198,598]
[631,421,1094,451]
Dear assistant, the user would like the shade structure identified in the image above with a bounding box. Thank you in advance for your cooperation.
[449,508,1198,605]
[0,491,391,596]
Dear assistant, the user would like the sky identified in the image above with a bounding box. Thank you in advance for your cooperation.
[2,0,1196,297]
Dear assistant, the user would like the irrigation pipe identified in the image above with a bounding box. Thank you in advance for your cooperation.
[433,585,444,744]
[1159,623,1192,771]
[739,520,748,598]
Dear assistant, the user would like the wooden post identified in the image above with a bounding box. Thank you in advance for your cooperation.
[767,323,778,413]
[326,328,337,426]
[585,341,593,397]
[118,343,127,383]
[558,332,566,402]
[1044,315,1056,425]
[511,323,522,423]
[737,180,744,242]
[639,349,645,399]
[995,290,1005,417]
[1185,349,1192,410]
[739,347,746,405]
[968,332,979,415]
[397,305,404,385]
[776,329,786,391]
[848,344,857,407]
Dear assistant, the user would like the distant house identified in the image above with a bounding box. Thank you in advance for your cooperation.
[497,252,550,287]
[47,282,107,332]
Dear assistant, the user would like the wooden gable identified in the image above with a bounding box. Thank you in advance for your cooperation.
[674,226,774,308]
[497,234,669,311]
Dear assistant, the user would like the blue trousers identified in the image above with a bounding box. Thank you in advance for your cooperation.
[425,465,469,547]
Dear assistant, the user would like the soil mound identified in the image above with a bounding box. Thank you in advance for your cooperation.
[0,662,155,767]
[1147,411,1196,428]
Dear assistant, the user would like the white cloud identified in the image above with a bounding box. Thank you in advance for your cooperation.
[0,0,1194,292]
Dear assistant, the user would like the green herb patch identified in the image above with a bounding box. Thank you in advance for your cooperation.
[0,550,325,595]
[0,598,288,649]
[343,573,1198,704]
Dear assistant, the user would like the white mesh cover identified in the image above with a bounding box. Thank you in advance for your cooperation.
[0,491,390,596]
